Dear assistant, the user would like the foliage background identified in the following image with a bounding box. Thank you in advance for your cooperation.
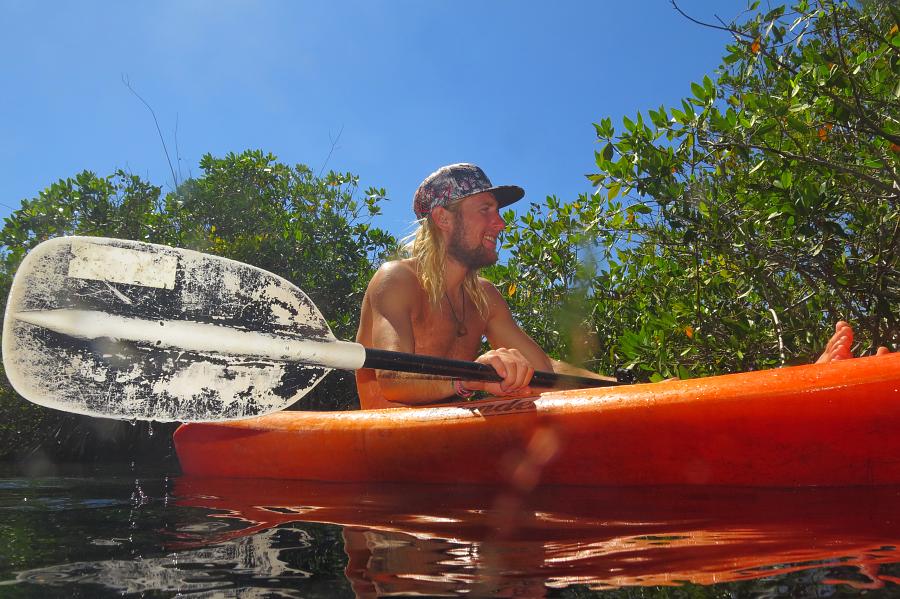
[1,0,897,461]
[0,151,396,463]
[490,0,899,382]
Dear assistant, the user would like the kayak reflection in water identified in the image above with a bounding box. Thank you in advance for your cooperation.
[355,163,891,409]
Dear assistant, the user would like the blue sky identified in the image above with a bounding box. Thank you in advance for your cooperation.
[2,0,750,241]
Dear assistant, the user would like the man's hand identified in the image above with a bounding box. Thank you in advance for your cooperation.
[465,347,536,396]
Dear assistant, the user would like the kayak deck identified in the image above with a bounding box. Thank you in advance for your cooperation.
[174,353,900,486]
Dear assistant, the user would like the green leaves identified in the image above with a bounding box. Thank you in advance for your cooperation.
[772,171,793,189]
[690,75,718,104]
[602,142,615,161]
[495,0,900,383]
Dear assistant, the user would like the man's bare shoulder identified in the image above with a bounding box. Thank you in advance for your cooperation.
[476,275,502,293]
[476,276,512,315]
[371,258,419,288]
[367,259,422,308]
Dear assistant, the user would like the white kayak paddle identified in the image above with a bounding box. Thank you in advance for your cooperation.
[2,237,615,422]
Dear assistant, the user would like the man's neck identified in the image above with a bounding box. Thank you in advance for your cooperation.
[443,256,474,294]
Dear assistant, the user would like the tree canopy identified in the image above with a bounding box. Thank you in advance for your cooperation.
[490,0,899,381]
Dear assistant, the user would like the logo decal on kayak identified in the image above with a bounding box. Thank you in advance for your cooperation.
[465,397,537,416]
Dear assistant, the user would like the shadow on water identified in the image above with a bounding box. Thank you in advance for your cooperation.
[2,463,900,597]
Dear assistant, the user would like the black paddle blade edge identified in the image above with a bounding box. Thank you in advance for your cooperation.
[363,348,618,390]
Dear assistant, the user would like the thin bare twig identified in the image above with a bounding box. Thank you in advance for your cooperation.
[122,75,178,187]
[671,0,743,36]
[174,112,183,184]
[318,124,345,178]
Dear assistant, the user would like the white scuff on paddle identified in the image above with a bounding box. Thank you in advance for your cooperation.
[67,240,179,289]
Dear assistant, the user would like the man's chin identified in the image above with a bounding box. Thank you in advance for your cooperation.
[448,241,499,270]
[474,247,499,268]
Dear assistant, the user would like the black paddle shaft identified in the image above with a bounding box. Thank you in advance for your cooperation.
[363,348,618,390]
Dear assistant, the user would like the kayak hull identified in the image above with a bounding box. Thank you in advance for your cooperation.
[174,353,900,486]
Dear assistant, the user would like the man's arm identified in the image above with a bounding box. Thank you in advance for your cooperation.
[482,282,553,370]
[458,281,550,396]
[365,263,458,405]
[480,281,614,389]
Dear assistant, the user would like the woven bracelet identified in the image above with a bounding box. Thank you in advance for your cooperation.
[453,379,474,398]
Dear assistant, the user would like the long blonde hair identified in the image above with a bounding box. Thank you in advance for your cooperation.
[403,209,489,319]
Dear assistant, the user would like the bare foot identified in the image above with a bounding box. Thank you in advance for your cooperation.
[816,321,890,364]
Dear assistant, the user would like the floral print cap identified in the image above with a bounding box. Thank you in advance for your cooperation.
[413,163,524,220]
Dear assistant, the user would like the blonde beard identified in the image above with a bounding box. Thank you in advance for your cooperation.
[447,211,499,270]
[405,216,490,318]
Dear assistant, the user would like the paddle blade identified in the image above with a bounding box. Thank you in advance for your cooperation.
[2,236,334,422]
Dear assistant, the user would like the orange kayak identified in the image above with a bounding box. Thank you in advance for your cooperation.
[174,353,900,486]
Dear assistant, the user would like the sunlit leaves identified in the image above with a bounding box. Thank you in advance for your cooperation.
[498,0,899,382]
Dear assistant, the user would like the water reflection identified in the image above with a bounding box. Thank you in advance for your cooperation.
[172,478,900,595]
[14,528,314,596]
[5,471,900,596]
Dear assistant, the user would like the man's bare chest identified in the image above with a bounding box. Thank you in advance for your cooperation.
[411,304,485,361]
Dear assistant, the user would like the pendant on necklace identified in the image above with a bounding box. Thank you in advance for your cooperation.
[445,290,467,338]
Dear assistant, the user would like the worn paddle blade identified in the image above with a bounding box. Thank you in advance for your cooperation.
[2,237,334,422]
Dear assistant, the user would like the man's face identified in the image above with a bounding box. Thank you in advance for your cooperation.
[446,192,506,269]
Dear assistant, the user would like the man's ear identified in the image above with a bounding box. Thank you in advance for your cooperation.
[432,206,453,232]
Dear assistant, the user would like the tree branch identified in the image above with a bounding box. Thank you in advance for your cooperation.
[670,0,746,37]
[719,140,895,194]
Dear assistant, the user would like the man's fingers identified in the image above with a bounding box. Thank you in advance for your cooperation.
[501,349,533,390]
[517,364,534,388]
[499,359,522,392]
[490,356,508,379]
[476,348,535,393]
[477,353,507,378]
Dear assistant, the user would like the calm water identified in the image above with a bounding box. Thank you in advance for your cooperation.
[2,461,900,598]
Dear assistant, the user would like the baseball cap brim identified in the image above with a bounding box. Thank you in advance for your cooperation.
[486,185,525,209]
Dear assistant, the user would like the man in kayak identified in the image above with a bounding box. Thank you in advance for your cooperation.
[356,163,890,409]
[355,163,606,408]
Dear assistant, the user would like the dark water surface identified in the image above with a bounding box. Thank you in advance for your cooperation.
[2,462,900,598]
